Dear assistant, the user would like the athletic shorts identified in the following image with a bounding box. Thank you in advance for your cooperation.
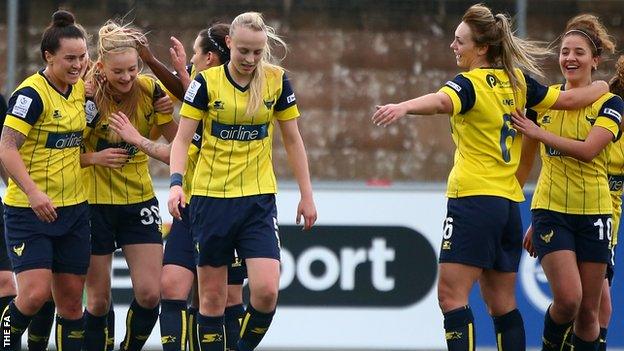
[0,204,12,272]
[90,197,163,255]
[4,202,90,274]
[439,195,523,272]
[531,209,611,263]
[190,194,280,267]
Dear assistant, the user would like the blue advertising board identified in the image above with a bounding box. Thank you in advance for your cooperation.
[469,192,624,347]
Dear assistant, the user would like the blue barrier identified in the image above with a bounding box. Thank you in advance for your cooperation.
[469,192,623,347]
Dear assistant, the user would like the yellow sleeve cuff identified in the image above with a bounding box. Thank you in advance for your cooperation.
[275,105,300,121]
[531,87,560,112]
[595,117,619,139]
[180,103,205,121]
[155,112,173,126]
[4,116,33,136]
[438,87,462,116]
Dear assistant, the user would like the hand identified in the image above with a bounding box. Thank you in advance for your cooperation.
[109,112,142,145]
[84,80,95,98]
[168,186,186,220]
[372,103,408,127]
[27,189,57,223]
[91,148,129,168]
[154,94,174,114]
[523,225,537,258]
[296,196,317,230]
[511,108,542,140]
[169,36,187,75]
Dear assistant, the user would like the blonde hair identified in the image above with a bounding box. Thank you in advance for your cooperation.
[230,12,288,117]
[563,14,615,63]
[462,4,550,93]
[87,20,149,142]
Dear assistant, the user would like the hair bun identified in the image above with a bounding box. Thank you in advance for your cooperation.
[52,10,75,27]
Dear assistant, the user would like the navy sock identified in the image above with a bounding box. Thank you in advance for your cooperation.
[541,308,572,351]
[107,302,115,351]
[224,304,244,351]
[160,299,188,351]
[597,328,607,351]
[27,300,55,351]
[1,300,32,351]
[493,309,525,351]
[443,306,475,351]
[572,333,599,351]
[84,310,108,351]
[188,307,199,351]
[55,315,84,351]
[238,304,275,351]
[120,299,159,351]
[0,296,15,318]
[197,313,225,351]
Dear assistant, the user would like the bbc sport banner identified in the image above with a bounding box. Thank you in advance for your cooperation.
[105,185,624,349]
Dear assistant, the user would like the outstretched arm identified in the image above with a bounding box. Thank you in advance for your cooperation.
[372,92,453,127]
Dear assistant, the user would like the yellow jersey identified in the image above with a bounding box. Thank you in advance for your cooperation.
[531,86,623,214]
[83,75,173,204]
[3,71,87,207]
[180,64,299,198]
[608,134,624,246]
[439,68,559,201]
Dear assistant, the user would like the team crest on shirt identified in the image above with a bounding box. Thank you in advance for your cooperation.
[85,100,98,124]
[263,98,275,109]
[213,100,225,110]
[12,94,33,118]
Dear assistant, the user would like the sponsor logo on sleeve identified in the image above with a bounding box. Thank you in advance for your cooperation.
[11,95,33,118]
[85,100,98,123]
[603,107,622,122]
[445,81,462,92]
[286,93,296,104]
[184,80,201,103]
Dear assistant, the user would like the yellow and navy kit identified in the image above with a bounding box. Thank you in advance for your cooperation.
[608,135,624,246]
[530,86,623,215]
[439,68,560,202]
[180,64,299,198]
[83,75,173,204]
[3,70,87,207]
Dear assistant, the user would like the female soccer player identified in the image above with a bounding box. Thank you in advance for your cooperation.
[372,5,610,351]
[0,10,90,351]
[114,23,248,350]
[168,12,317,351]
[80,20,177,351]
[513,14,623,351]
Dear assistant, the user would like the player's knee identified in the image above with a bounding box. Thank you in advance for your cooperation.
[437,284,461,312]
[56,298,84,319]
[161,278,186,300]
[87,294,111,316]
[250,284,278,311]
[18,289,49,314]
[575,307,599,331]
[552,292,581,321]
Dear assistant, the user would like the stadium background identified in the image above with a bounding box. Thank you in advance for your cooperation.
[1,0,624,349]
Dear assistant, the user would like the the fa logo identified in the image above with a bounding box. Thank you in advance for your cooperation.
[53,110,62,119]
[213,101,225,110]
[12,243,25,257]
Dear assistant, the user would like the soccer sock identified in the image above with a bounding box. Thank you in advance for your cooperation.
[160,299,188,351]
[84,310,108,351]
[237,304,275,351]
[443,305,475,351]
[55,315,85,351]
[597,328,607,351]
[188,307,200,351]
[106,302,115,351]
[1,300,32,351]
[196,313,225,351]
[572,333,599,351]
[541,308,572,351]
[28,300,55,351]
[120,299,159,351]
[493,308,525,351]
[224,304,244,351]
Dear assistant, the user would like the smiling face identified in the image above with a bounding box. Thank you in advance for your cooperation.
[450,22,485,70]
[190,35,212,72]
[559,34,598,87]
[45,37,88,88]
[226,26,267,79]
[100,50,139,94]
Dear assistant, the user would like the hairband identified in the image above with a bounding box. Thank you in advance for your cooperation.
[565,29,599,53]
[207,28,228,57]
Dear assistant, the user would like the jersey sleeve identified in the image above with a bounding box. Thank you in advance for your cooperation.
[4,87,44,136]
[180,74,209,121]
[524,74,559,111]
[274,73,300,121]
[438,74,475,115]
[595,95,624,140]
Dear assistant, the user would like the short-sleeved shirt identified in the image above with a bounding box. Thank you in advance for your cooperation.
[83,75,173,204]
[438,68,560,202]
[3,71,87,207]
[180,64,299,198]
[608,135,624,246]
[530,86,623,215]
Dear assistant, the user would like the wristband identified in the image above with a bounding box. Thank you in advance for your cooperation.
[170,172,183,188]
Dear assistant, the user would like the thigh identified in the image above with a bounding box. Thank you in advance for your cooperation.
[479,270,518,316]
[438,262,482,312]
[161,264,195,300]
[85,254,113,300]
[578,261,607,311]
[245,257,280,305]
[52,272,86,318]
[541,250,582,302]
[123,243,163,294]
[237,195,280,261]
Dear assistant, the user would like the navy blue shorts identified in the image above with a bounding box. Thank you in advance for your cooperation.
[532,209,611,263]
[439,196,523,272]
[0,205,12,272]
[90,197,163,255]
[4,202,90,274]
[190,194,280,268]
[163,205,248,284]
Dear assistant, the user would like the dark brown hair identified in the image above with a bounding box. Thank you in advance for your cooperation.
[197,23,230,63]
[563,14,615,59]
[40,10,86,62]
